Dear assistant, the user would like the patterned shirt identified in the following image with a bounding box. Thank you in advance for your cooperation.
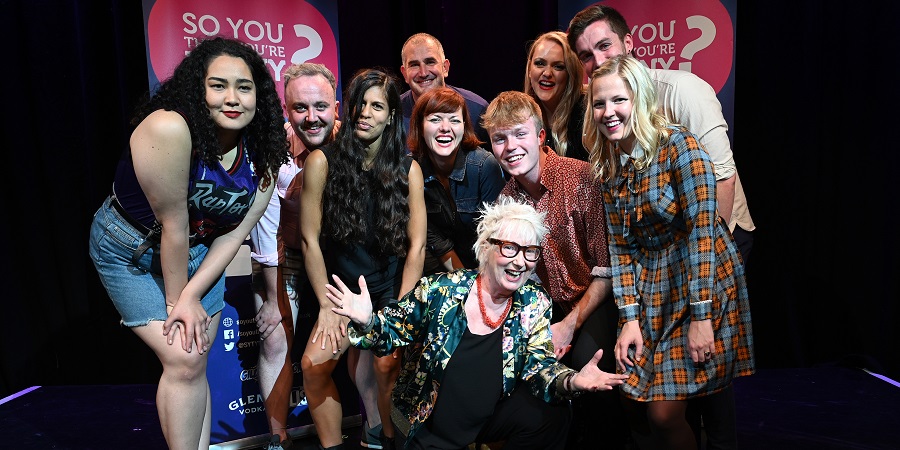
[349,269,576,444]
[499,147,611,314]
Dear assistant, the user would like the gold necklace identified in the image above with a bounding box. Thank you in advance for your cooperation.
[477,275,512,328]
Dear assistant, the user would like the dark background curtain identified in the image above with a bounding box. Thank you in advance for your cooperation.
[2,0,897,397]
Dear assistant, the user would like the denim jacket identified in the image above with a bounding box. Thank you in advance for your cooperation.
[418,147,505,274]
[349,270,576,445]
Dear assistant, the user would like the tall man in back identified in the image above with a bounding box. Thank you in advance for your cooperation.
[568,5,755,448]
[482,91,627,449]
[399,32,490,143]
[249,63,340,450]
[568,4,754,266]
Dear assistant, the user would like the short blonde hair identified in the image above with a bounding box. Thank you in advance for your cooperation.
[283,62,336,92]
[481,91,544,136]
[474,195,548,270]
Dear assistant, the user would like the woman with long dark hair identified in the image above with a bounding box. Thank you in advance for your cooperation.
[300,68,426,450]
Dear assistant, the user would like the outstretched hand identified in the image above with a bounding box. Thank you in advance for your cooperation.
[571,349,629,392]
[325,274,374,329]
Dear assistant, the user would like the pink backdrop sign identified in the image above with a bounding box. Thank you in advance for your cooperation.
[559,0,737,142]
[597,0,733,92]
[142,0,341,104]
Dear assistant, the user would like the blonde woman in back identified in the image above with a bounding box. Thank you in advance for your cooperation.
[523,30,589,161]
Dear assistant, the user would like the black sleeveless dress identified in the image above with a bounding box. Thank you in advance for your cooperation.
[319,144,413,305]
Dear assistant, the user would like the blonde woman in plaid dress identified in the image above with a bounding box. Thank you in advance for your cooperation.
[583,55,755,449]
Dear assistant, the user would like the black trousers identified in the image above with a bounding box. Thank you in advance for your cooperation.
[731,225,753,271]
[688,385,738,450]
[555,299,630,449]
[475,386,572,450]
[403,386,571,450]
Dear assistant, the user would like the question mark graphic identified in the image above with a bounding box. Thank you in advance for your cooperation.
[291,24,323,64]
[679,15,716,73]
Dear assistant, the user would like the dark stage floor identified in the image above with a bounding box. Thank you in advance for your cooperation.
[2,366,898,449]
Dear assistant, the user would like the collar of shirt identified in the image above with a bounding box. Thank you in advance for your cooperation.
[420,146,470,184]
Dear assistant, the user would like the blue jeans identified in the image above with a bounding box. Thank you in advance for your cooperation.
[89,196,225,326]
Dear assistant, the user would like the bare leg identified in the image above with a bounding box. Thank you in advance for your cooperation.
[255,269,300,442]
[258,321,295,440]
[373,349,401,439]
[301,320,349,448]
[198,382,212,450]
[133,313,220,450]
[352,349,381,430]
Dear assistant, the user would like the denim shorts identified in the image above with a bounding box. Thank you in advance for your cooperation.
[88,196,225,327]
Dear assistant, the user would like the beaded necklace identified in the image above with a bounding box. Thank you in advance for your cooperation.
[477,274,512,328]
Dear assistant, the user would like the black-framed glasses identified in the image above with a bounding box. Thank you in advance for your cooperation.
[488,238,542,262]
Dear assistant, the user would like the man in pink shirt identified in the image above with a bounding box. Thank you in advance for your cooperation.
[249,63,340,450]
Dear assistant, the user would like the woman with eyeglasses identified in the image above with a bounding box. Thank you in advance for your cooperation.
[322,195,627,450]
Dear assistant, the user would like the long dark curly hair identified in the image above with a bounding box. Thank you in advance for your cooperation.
[323,68,410,257]
[131,36,288,190]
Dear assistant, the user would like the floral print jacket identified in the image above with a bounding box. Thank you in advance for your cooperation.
[349,269,575,442]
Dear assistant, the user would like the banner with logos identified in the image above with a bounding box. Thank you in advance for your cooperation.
[139,1,351,445]
[558,0,737,143]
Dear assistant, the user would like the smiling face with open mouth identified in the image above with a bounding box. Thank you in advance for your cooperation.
[284,73,338,150]
[401,38,449,101]
[423,107,464,162]
[482,228,539,298]
[528,39,568,112]
[591,72,636,154]
[489,114,545,182]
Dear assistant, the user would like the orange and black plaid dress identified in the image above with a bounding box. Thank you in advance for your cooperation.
[602,126,755,401]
